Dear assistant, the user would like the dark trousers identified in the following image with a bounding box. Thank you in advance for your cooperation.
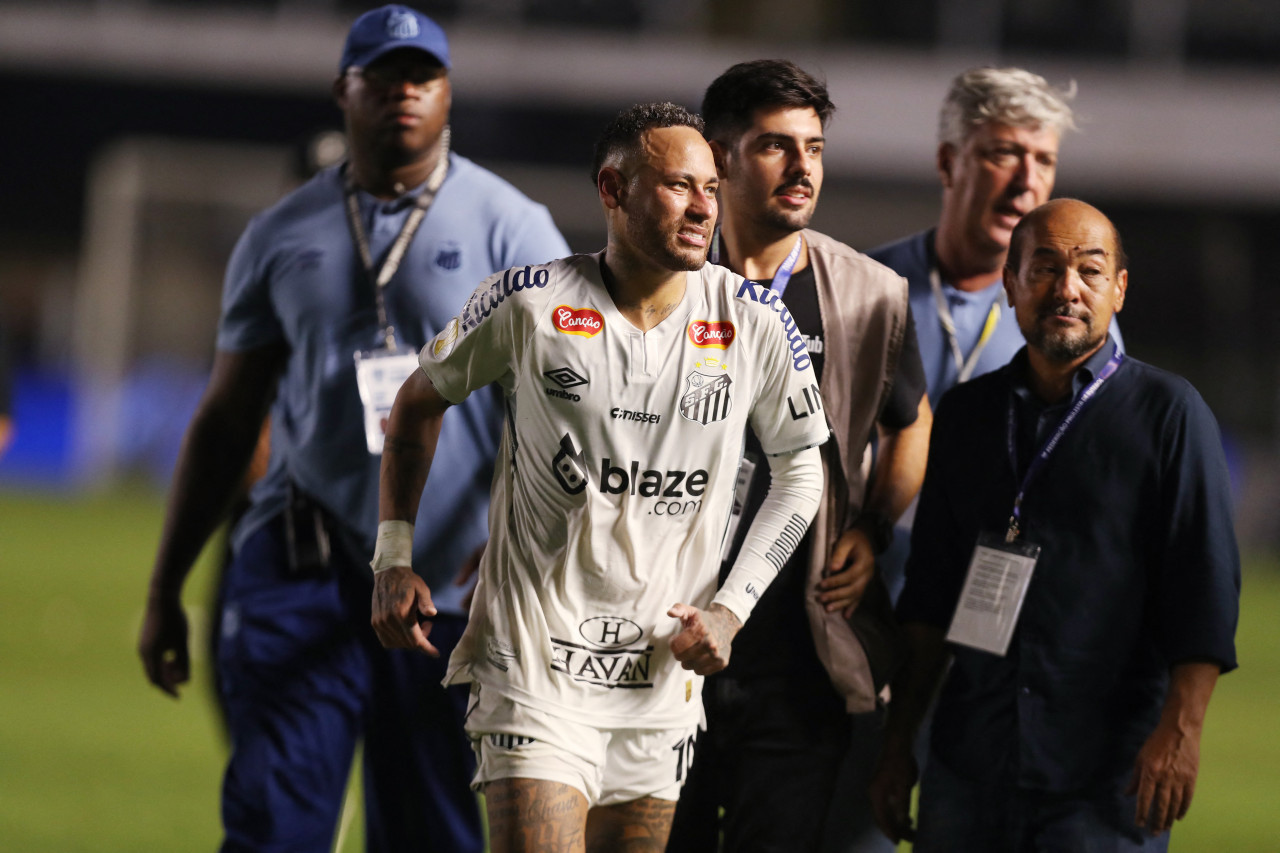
[216,517,482,853]
[667,677,851,853]
[914,751,1171,853]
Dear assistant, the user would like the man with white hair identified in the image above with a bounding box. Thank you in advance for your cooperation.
[870,66,1122,410]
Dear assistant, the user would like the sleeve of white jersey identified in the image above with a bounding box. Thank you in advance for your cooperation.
[419,265,549,403]
[713,445,824,622]
[746,295,830,455]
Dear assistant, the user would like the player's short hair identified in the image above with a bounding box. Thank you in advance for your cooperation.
[701,59,835,146]
[1007,198,1128,273]
[938,66,1078,149]
[591,102,705,184]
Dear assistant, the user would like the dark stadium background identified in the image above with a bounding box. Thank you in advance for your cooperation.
[0,2,1277,850]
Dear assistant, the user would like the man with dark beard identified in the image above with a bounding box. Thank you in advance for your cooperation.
[870,199,1239,851]
[666,60,930,853]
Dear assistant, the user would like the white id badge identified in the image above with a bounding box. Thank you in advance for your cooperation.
[353,349,421,455]
[945,531,1041,657]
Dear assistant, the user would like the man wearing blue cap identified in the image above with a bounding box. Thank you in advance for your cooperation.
[138,5,569,851]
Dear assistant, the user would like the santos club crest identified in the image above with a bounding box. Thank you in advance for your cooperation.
[680,358,733,426]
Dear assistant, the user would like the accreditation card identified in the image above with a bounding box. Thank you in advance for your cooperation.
[354,348,420,455]
[945,531,1041,656]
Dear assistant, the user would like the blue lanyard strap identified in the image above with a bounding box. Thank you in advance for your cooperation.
[709,229,803,297]
[1004,350,1124,542]
[767,235,804,298]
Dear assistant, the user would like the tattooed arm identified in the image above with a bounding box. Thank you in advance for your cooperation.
[371,369,452,654]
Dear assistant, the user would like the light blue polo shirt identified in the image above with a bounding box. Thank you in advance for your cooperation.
[869,228,1124,408]
[217,153,570,614]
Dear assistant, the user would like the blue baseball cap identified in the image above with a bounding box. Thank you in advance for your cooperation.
[339,5,451,73]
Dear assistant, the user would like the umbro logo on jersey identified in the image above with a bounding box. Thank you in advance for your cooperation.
[680,358,733,426]
[544,366,587,402]
[544,367,588,389]
[688,320,735,349]
[553,306,604,338]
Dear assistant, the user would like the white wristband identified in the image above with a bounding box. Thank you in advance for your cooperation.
[370,520,414,574]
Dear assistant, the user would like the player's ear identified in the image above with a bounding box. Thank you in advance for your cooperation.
[598,166,626,210]
[332,74,349,109]
[1113,268,1128,314]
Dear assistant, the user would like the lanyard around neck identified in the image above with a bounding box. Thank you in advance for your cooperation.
[929,267,1001,384]
[709,228,804,297]
[1003,350,1124,542]
[343,127,451,351]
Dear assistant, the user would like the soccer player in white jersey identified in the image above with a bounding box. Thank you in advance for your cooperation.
[369,102,830,851]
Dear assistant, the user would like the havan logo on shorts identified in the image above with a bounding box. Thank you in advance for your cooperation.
[553,305,604,338]
[687,320,735,349]
[550,636,655,689]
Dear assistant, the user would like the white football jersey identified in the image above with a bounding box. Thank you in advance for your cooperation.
[420,252,829,728]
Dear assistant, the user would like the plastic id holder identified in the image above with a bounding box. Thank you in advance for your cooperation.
[354,348,421,454]
[945,531,1041,657]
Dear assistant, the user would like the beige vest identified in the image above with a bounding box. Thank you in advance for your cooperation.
[803,229,909,713]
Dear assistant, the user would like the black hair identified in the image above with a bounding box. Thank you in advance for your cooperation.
[590,102,704,184]
[701,59,835,145]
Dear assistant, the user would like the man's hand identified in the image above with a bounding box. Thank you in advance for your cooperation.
[371,565,440,656]
[138,593,191,698]
[667,602,742,675]
[820,526,876,618]
[1126,660,1219,835]
[1126,716,1201,835]
[868,739,919,844]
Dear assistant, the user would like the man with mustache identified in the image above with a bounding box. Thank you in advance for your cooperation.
[870,67,1121,410]
[856,75,1125,849]
[138,6,569,851]
[666,60,930,853]
[371,102,830,851]
[870,199,1239,850]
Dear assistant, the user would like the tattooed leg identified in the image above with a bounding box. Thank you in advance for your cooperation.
[486,777,589,853]
[585,796,677,853]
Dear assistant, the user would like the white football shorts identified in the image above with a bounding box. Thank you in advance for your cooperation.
[466,683,699,807]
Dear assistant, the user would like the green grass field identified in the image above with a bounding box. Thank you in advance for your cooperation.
[1,485,1277,851]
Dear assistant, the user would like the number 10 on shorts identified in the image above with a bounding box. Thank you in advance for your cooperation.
[672,733,697,782]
